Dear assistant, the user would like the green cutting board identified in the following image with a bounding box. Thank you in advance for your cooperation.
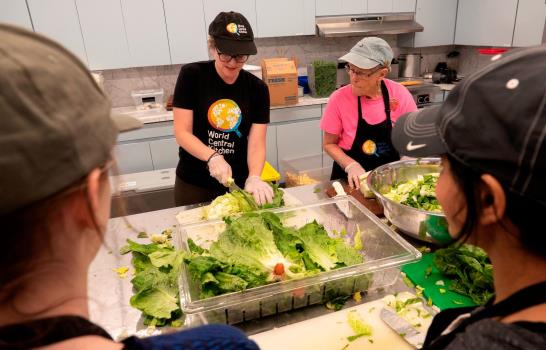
[402,253,476,310]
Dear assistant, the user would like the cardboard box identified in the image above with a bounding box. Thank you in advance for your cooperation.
[261,58,298,106]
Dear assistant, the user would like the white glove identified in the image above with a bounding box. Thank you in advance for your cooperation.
[345,162,366,190]
[208,154,232,185]
[245,175,274,206]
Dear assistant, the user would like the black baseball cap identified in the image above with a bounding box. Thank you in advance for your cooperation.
[0,24,141,215]
[208,11,257,56]
[392,45,546,204]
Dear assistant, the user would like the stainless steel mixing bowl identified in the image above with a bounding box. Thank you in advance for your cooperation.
[367,158,450,244]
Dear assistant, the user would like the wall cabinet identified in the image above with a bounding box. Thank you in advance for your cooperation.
[203,0,256,37]
[512,0,546,47]
[75,0,131,70]
[368,0,393,14]
[27,0,88,65]
[0,0,33,30]
[393,0,416,12]
[399,0,457,47]
[455,0,518,47]
[163,0,208,64]
[120,0,171,67]
[315,0,367,16]
[256,0,315,37]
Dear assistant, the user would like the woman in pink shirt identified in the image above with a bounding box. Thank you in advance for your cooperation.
[320,37,417,189]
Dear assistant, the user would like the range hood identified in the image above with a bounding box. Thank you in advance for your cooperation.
[316,13,423,37]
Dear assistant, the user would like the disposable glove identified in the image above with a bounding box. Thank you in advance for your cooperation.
[245,175,274,206]
[344,161,366,190]
[208,154,232,185]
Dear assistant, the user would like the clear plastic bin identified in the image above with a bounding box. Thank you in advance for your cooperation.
[282,154,332,187]
[175,197,421,325]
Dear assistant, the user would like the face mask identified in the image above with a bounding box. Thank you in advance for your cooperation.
[420,216,454,245]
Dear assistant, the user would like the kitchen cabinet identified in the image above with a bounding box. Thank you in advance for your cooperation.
[1,0,33,30]
[398,0,457,47]
[455,0,518,47]
[163,0,208,64]
[315,0,367,16]
[368,0,393,14]
[256,0,315,37]
[27,0,88,65]
[203,0,256,36]
[266,126,278,172]
[512,0,546,47]
[393,0,416,12]
[276,119,322,181]
[115,142,154,175]
[150,138,179,170]
[120,0,171,67]
[75,0,131,70]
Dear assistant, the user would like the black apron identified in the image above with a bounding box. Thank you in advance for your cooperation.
[330,80,399,181]
[424,280,546,349]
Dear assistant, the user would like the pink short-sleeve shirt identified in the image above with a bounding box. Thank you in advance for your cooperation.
[320,79,418,150]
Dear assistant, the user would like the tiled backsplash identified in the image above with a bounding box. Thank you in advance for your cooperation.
[98,34,496,107]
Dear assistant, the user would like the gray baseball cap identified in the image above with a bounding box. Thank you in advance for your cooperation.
[0,24,142,215]
[392,45,546,204]
[339,37,393,69]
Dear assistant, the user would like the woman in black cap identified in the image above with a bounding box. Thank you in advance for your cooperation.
[172,11,273,206]
[0,25,259,350]
[392,46,546,349]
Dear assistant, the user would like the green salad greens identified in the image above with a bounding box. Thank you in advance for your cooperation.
[120,236,184,327]
[384,173,442,212]
[434,244,494,305]
[202,183,284,220]
[185,212,364,299]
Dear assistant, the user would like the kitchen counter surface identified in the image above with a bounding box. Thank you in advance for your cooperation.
[88,182,421,340]
[113,95,329,125]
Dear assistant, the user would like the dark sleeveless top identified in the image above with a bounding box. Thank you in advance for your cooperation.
[0,315,260,350]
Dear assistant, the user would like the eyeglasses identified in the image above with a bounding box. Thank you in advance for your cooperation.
[216,49,249,63]
[345,64,383,78]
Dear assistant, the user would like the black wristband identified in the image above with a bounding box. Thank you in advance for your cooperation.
[206,151,219,164]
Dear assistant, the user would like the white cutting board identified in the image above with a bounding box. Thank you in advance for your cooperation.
[250,298,415,350]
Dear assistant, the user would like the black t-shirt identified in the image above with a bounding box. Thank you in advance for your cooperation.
[172,60,270,189]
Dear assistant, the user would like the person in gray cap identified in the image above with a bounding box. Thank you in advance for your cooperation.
[392,46,546,349]
[0,25,260,350]
[172,11,274,207]
[321,37,417,189]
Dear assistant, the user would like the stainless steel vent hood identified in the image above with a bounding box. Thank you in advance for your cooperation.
[316,13,423,37]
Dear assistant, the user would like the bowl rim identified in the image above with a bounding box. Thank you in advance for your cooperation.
[367,157,446,217]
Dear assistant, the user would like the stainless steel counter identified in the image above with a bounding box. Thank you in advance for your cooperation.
[88,182,416,339]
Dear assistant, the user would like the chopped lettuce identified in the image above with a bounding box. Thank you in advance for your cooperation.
[185,212,364,299]
[384,173,442,212]
[120,239,184,327]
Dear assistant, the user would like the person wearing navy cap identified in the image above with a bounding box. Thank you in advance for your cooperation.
[172,11,273,206]
[392,46,546,349]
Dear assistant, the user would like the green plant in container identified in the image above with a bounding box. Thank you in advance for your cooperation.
[309,60,337,97]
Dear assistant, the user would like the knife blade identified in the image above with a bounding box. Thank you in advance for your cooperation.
[380,307,426,349]
[226,177,241,193]
[226,177,259,210]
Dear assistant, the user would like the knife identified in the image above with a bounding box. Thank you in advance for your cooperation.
[226,177,241,193]
[226,177,259,210]
[380,307,426,349]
